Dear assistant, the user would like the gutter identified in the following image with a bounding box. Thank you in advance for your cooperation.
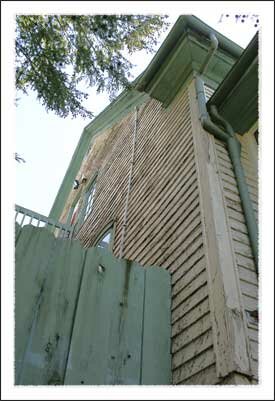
[208,33,258,109]
[136,15,243,92]
[195,40,258,272]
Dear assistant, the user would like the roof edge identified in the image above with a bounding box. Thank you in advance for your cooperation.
[136,15,243,92]
[208,32,258,107]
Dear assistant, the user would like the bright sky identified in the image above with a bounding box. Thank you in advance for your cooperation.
[2,2,275,401]
[15,11,260,217]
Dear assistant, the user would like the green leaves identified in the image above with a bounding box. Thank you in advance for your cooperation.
[16,15,169,119]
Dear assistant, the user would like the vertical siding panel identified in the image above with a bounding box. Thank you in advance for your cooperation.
[141,267,171,384]
[15,226,86,385]
[15,226,56,383]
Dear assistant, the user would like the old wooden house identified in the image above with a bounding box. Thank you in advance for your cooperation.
[15,16,258,385]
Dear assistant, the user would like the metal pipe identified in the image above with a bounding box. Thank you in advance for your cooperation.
[119,107,139,259]
[195,74,258,272]
[200,32,219,75]
[209,106,258,269]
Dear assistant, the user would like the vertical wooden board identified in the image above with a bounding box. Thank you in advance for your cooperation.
[107,260,145,385]
[15,222,21,242]
[64,248,127,385]
[65,253,145,385]
[141,266,171,384]
[15,226,55,383]
[18,238,86,385]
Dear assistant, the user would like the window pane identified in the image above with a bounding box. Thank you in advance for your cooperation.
[97,231,112,249]
[84,184,96,221]
[70,199,80,225]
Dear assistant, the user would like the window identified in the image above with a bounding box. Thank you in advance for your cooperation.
[83,181,96,222]
[67,174,97,230]
[97,230,112,249]
[69,198,81,225]
[94,223,114,251]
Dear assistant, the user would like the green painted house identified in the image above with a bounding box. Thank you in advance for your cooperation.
[16,15,258,385]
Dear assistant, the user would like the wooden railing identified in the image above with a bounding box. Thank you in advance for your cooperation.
[15,204,73,238]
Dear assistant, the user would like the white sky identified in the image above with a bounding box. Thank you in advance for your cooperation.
[2,1,274,400]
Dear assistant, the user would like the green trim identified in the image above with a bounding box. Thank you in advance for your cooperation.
[136,15,242,92]
[208,33,258,134]
[196,76,258,271]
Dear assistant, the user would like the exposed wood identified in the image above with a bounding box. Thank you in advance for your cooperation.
[172,284,208,324]
[239,279,258,299]
[220,372,251,384]
[172,313,212,353]
[171,247,204,283]
[172,298,210,338]
[188,80,251,378]
[238,266,258,286]
[214,132,258,380]
[172,270,208,311]
[172,256,206,297]
[172,329,213,369]
[179,363,218,385]
[172,347,215,383]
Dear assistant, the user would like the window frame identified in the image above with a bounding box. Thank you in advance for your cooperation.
[80,173,98,224]
[67,192,82,227]
[93,220,116,252]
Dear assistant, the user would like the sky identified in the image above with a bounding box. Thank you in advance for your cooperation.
[15,11,260,217]
[2,2,275,401]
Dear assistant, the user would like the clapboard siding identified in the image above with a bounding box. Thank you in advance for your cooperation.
[214,136,258,378]
[62,85,216,384]
[204,84,215,100]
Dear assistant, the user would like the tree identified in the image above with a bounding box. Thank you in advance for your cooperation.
[16,15,169,119]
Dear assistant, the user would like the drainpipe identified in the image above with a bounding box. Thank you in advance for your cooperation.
[119,107,139,259]
[200,32,219,75]
[209,105,258,269]
[195,40,258,273]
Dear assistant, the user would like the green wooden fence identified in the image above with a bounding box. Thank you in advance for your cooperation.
[15,224,171,385]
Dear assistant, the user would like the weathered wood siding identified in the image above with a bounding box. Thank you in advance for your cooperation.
[204,84,215,101]
[213,135,258,379]
[62,85,216,385]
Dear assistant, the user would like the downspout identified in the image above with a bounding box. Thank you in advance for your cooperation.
[195,37,258,273]
[200,32,219,75]
[209,105,258,270]
[119,107,139,259]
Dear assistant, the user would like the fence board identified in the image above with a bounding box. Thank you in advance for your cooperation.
[16,229,86,385]
[15,226,56,383]
[16,226,171,385]
[141,266,171,384]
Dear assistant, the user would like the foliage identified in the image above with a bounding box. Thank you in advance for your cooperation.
[16,15,169,119]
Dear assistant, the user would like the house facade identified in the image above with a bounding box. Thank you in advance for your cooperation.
[49,16,258,385]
